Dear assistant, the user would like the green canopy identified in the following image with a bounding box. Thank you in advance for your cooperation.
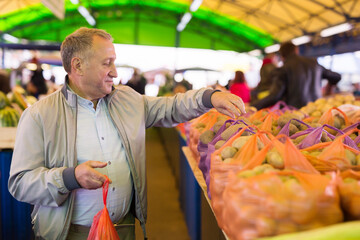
[0,0,275,52]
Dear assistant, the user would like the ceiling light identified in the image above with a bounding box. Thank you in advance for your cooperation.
[248,49,261,57]
[264,44,280,54]
[292,35,312,45]
[176,12,192,32]
[78,6,96,26]
[320,23,352,37]
[190,0,202,12]
[3,33,19,43]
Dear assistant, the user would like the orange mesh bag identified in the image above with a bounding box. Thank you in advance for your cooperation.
[218,137,341,239]
[221,170,342,240]
[188,110,224,162]
[318,107,351,134]
[258,112,280,133]
[209,129,270,228]
[301,133,360,172]
[338,170,360,220]
[88,176,120,240]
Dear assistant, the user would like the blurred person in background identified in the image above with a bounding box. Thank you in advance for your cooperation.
[251,53,278,102]
[126,68,147,94]
[0,69,11,94]
[8,27,246,240]
[252,41,341,109]
[26,64,48,99]
[229,70,251,103]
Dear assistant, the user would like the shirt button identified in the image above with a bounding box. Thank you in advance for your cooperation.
[88,103,92,106]
[111,212,115,216]
[101,137,104,140]
[108,161,111,165]
[112,187,115,191]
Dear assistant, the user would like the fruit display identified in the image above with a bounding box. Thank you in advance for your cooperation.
[0,91,22,127]
[186,94,360,240]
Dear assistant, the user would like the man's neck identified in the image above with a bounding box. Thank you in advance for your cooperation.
[68,77,99,109]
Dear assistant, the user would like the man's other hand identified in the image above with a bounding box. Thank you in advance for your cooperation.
[211,91,246,118]
[75,161,111,189]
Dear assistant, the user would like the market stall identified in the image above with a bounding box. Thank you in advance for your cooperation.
[181,95,360,240]
[0,127,32,240]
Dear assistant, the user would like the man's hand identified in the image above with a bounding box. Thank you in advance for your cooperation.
[211,91,246,118]
[75,161,110,189]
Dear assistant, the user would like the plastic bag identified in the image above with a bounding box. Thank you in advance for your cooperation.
[188,110,225,162]
[209,129,270,226]
[337,170,360,220]
[301,133,360,172]
[218,137,341,239]
[198,119,254,197]
[318,107,350,133]
[221,170,342,240]
[88,176,120,240]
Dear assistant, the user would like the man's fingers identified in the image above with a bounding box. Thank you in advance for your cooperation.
[88,160,107,168]
[218,108,235,119]
[231,96,246,114]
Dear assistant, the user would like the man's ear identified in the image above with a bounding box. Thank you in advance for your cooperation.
[71,57,84,75]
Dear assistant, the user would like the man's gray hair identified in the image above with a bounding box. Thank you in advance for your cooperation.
[60,27,113,73]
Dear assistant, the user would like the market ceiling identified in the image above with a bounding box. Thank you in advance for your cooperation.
[0,0,359,53]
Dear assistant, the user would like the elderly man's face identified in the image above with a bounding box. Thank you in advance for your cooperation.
[79,35,117,100]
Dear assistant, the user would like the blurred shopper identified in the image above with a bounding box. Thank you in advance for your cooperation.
[26,64,48,99]
[126,68,147,94]
[8,27,246,240]
[229,70,251,103]
[252,41,341,109]
[0,69,11,93]
[251,53,277,102]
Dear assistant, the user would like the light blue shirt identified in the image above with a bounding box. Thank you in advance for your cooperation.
[70,90,133,227]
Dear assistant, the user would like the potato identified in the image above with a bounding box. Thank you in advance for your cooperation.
[293,134,307,144]
[345,149,357,165]
[272,126,280,136]
[310,122,322,128]
[255,216,276,237]
[194,122,205,129]
[221,146,237,159]
[321,132,332,142]
[223,158,233,163]
[299,124,309,131]
[232,136,251,149]
[311,110,322,117]
[237,169,256,178]
[199,129,215,144]
[213,120,226,134]
[253,119,262,125]
[253,164,274,174]
[221,124,241,141]
[356,154,360,166]
[214,140,225,150]
[288,123,299,136]
[266,150,284,169]
[334,115,345,129]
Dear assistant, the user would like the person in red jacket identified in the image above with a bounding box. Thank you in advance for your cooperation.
[229,70,251,103]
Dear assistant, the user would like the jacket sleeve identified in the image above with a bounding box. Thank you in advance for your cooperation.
[252,68,286,110]
[8,108,70,207]
[321,65,341,85]
[144,88,214,128]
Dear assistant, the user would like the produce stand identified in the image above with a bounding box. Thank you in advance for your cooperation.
[0,127,32,240]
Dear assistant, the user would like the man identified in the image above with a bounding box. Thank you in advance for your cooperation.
[252,41,341,109]
[8,27,245,240]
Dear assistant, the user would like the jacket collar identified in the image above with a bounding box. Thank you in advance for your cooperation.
[61,75,117,107]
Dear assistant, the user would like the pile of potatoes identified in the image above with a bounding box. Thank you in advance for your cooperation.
[221,168,343,240]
